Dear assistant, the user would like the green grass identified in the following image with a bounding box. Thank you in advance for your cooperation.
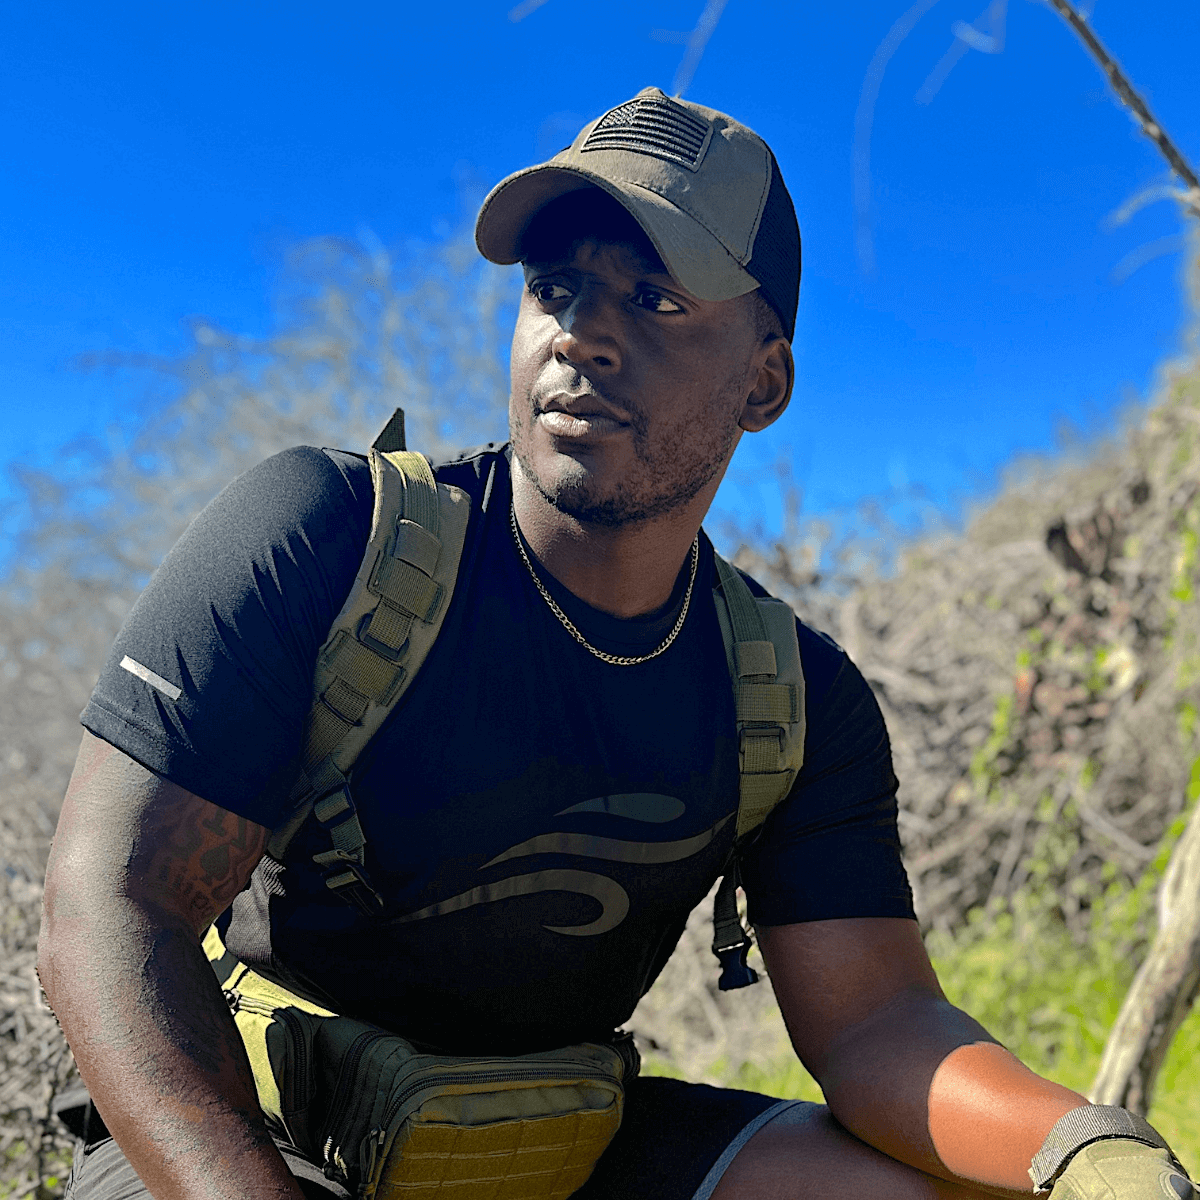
[0,1142,72,1200]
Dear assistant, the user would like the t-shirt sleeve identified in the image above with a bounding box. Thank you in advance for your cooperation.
[740,621,915,926]
[81,446,373,825]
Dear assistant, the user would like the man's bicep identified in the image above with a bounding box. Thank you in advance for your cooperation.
[46,730,269,936]
[756,917,945,1080]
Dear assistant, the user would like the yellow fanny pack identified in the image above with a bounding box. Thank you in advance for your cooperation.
[204,927,636,1200]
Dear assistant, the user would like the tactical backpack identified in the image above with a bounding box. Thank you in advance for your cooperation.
[268,409,807,989]
[204,412,809,1200]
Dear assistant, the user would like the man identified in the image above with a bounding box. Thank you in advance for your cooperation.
[39,88,1188,1200]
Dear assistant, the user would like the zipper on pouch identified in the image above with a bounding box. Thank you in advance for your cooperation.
[321,1030,390,1181]
[223,991,314,1131]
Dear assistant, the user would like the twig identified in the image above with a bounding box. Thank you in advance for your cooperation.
[507,0,551,21]
[916,0,1007,105]
[671,0,731,99]
[1104,180,1185,231]
[1090,796,1200,1112]
[1111,234,1189,284]
[1043,0,1200,215]
[854,0,944,273]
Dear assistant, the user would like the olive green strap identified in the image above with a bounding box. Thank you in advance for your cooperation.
[1031,1106,1181,1192]
[268,444,471,914]
[711,866,759,991]
[710,551,806,988]
[712,553,806,841]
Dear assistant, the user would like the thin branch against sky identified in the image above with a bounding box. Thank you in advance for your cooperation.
[510,0,728,100]
[915,0,1007,105]
[1044,0,1200,211]
[672,0,731,98]
[853,0,944,275]
[1104,180,1182,231]
[508,0,550,22]
[1111,234,1189,283]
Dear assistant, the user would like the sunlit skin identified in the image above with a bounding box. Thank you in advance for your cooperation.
[509,237,793,619]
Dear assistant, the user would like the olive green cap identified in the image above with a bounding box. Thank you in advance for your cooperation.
[475,87,801,339]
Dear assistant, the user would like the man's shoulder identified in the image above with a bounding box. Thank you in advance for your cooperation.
[249,440,510,532]
[723,557,847,680]
[429,442,511,498]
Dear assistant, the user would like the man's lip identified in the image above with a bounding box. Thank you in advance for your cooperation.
[537,394,631,425]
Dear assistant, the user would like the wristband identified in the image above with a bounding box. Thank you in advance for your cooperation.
[1029,1105,1180,1192]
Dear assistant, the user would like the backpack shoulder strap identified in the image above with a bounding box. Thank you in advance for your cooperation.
[266,446,471,912]
[712,551,806,837]
[709,550,806,988]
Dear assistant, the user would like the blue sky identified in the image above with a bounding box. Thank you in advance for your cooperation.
[3,0,1198,547]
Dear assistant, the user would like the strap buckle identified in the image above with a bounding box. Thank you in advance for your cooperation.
[356,611,408,662]
[714,932,759,991]
[322,859,385,917]
[739,725,785,768]
[310,783,386,918]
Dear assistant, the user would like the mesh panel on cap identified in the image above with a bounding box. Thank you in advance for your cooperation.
[743,153,801,341]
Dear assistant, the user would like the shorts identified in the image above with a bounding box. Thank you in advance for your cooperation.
[63,1077,819,1200]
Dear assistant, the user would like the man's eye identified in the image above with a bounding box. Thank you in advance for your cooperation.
[634,289,684,314]
[531,281,572,304]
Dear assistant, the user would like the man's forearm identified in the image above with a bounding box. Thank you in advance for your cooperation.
[818,992,1087,1195]
[39,897,304,1200]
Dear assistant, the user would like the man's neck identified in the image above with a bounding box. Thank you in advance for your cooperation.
[510,472,711,620]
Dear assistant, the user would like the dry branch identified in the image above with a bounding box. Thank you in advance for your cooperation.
[1044,0,1200,215]
[1089,795,1200,1113]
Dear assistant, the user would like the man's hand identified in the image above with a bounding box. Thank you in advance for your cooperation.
[1049,1142,1193,1200]
[38,730,305,1200]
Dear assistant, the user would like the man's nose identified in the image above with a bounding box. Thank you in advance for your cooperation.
[552,289,621,373]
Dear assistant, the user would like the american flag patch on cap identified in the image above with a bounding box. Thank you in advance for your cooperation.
[581,94,712,171]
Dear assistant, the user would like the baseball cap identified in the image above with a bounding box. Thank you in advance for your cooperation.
[475,87,801,339]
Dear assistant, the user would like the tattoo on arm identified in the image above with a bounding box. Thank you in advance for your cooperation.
[42,735,305,1200]
[135,798,268,930]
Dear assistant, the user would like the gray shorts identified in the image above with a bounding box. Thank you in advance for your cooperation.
[64,1078,819,1200]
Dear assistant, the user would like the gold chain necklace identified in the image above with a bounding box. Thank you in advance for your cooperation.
[510,505,699,667]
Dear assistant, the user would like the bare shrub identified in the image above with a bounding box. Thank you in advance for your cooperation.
[0,231,511,1196]
[734,347,1200,949]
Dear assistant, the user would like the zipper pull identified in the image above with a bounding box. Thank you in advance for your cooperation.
[222,988,241,1014]
[359,1129,386,1199]
[322,1135,342,1182]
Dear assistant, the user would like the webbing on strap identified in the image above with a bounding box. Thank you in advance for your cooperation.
[267,443,472,919]
[710,551,806,988]
[712,554,806,841]
[1029,1105,1178,1191]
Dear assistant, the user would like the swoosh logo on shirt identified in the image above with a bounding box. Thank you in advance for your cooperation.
[390,870,630,936]
[555,793,686,823]
[390,806,731,937]
[482,815,731,869]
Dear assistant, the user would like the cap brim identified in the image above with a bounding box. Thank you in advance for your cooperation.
[475,163,759,304]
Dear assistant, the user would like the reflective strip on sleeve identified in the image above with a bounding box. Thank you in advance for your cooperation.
[119,655,183,701]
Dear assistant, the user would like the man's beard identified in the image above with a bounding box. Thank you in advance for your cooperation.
[512,386,741,529]
[515,449,726,527]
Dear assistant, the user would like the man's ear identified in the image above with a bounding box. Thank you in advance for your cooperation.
[739,337,794,433]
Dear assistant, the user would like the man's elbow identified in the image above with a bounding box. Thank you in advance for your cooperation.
[38,865,76,1014]
[37,838,110,1016]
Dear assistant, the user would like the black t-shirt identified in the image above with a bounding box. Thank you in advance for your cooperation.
[82,445,913,1054]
